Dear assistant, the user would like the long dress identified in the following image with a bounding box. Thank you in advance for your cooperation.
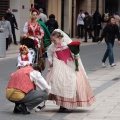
[46,42,95,108]
[23,21,48,70]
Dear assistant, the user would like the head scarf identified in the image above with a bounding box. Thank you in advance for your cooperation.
[53,29,72,44]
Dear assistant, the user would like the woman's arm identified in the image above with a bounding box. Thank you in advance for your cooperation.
[8,21,12,36]
[47,44,54,67]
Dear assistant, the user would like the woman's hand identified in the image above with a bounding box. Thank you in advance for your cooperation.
[23,33,27,38]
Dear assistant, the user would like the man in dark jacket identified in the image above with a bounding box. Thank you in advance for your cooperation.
[6,8,18,45]
[83,12,94,42]
[98,17,120,67]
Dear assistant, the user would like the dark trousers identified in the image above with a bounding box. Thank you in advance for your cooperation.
[94,25,101,38]
[14,90,48,110]
[11,26,17,44]
[84,28,94,42]
[78,24,84,38]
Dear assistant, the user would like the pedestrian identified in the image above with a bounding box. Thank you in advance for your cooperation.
[93,10,102,41]
[46,29,95,111]
[0,15,12,50]
[101,9,110,29]
[77,9,85,39]
[98,17,120,67]
[113,12,120,28]
[83,12,94,42]
[6,65,51,114]
[46,14,59,34]
[17,45,33,69]
[6,8,18,45]
[38,8,48,23]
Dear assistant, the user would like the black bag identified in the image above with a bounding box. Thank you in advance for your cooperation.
[8,36,12,45]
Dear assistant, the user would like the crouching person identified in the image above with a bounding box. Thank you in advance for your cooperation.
[6,65,51,115]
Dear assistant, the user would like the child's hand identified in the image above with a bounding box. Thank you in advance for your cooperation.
[74,56,79,60]
[50,64,53,68]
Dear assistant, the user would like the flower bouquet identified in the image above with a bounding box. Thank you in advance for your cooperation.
[67,41,81,71]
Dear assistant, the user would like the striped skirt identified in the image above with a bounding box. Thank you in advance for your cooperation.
[46,58,95,108]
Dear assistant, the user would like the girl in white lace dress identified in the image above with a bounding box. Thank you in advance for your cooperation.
[46,29,95,111]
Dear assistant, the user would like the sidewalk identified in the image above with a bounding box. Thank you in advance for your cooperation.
[29,63,120,120]
[3,39,120,120]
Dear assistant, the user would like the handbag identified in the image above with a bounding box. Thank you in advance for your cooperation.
[8,35,12,45]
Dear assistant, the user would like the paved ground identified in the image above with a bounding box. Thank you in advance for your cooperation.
[1,39,120,120]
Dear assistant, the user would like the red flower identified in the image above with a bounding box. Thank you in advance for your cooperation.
[68,41,81,46]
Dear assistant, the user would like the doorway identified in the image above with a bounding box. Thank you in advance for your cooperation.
[105,0,118,15]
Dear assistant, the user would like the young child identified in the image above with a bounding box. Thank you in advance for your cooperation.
[17,45,33,69]
[46,29,95,111]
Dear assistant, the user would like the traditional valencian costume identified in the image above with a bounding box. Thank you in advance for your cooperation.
[17,45,33,68]
[46,29,95,109]
[22,8,51,70]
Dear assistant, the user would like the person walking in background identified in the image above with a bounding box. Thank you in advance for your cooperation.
[113,12,120,28]
[93,10,102,41]
[83,12,94,42]
[46,14,59,34]
[6,8,18,45]
[98,17,120,67]
[0,15,12,50]
[6,65,51,114]
[38,8,48,23]
[101,9,110,29]
[46,29,95,112]
[77,9,85,39]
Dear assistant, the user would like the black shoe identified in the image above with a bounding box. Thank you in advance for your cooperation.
[59,106,68,112]
[16,104,30,115]
[13,104,22,114]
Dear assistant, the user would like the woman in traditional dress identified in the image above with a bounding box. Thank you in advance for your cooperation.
[22,9,50,70]
[46,29,95,111]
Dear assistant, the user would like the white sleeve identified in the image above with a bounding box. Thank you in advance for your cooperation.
[8,21,12,36]
[47,44,54,65]
[30,71,51,92]
[40,27,44,34]
[23,22,28,33]
[82,13,85,18]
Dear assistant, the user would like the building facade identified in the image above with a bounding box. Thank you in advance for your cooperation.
[1,0,120,40]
